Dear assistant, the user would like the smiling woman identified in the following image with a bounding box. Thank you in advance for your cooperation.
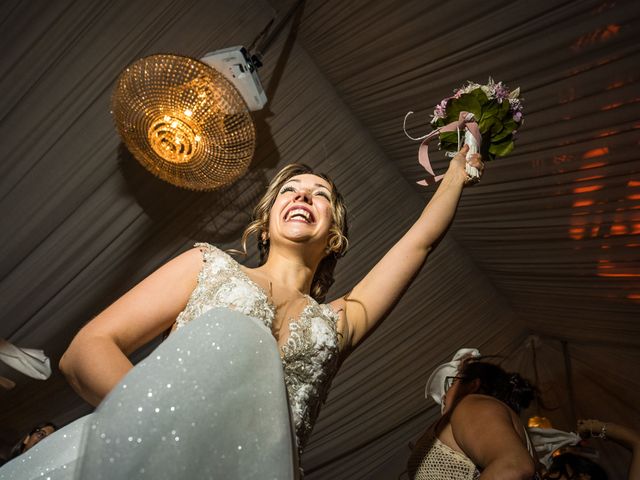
[0,149,482,479]
[238,164,349,303]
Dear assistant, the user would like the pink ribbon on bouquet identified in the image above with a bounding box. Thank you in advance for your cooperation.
[403,111,482,186]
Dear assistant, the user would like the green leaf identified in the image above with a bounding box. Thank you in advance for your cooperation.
[499,99,510,116]
[439,131,458,145]
[433,118,446,128]
[503,118,517,131]
[489,139,515,157]
[479,116,497,134]
[446,93,482,122]
[491,126,511,143]
[480,102,500,121]
[472,88,489,105]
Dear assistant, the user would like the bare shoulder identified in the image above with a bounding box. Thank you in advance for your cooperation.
[451,394,512,423]
[137,247,205,299]
[178,246,206,267]
[450,394,533,471]
[456,393,511,411]
[160,246,205,274]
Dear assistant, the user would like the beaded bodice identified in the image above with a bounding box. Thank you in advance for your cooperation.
[174,243,342,452]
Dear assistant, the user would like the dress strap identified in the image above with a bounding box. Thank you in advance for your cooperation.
[194,242,219,260]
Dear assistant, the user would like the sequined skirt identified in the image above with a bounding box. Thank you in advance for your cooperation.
[0,308,298,479]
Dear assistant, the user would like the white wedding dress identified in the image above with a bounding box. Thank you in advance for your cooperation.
[1,244,343,479]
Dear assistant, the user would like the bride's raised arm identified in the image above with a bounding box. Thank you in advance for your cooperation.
[331,145,482,349]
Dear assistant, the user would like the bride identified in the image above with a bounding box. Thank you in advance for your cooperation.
[0,145,482,479]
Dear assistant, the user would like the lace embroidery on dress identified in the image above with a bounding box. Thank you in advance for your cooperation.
[175,243,275,330]
[280,298,341,451]
[174,243,342,453]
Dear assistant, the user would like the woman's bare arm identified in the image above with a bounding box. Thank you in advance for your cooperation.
[59,248,203,406]
[578,419,640,480]
[331,145,481,348]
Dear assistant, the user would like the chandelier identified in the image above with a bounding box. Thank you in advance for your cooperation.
[111,1,304,190]
[111,54,256,190]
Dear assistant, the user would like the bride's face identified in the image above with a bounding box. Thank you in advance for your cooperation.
[268,174,334,251]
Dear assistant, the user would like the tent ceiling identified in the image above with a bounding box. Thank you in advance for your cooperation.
[1,0,638,478]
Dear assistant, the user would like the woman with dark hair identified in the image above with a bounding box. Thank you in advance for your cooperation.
[8,422,57,460]
[408,357,538,480]
[544,452,607,480]
[1,146,483,479]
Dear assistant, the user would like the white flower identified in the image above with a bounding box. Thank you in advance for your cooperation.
[215,278,258,308]
[207,256,227,274]
[310,318,335,348]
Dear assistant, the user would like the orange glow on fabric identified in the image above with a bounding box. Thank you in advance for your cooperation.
[569,227,585,240]
[573,200,594,207]
[598,273,640,278]
[596,130,618,137]
[610,224,628,235]
[607,80,625,90]
[576,175,604,182]
[573,185,603,194]
[571,24,620,51]
[528,416,552,429]
[580,161,607,169]
[582,148,609,159]
[601,102,623,111]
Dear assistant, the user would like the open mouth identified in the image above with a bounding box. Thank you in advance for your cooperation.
[284,206,315,223]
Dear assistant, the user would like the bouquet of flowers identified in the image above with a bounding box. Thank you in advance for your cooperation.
[404,78,524,185]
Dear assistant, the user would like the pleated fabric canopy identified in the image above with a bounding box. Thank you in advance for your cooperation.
[1,0,638,478]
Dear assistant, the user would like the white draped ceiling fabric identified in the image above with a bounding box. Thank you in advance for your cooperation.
[1,0,638,478]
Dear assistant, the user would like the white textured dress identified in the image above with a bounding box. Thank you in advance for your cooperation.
[176,243,343,453]
[0,243,343,479]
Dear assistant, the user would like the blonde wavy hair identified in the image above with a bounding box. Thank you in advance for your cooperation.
[239,164,349,302]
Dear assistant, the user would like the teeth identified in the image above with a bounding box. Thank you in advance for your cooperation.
[287,208,311,222]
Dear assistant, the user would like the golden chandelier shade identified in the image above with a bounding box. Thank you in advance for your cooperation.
[111,54,256,190]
